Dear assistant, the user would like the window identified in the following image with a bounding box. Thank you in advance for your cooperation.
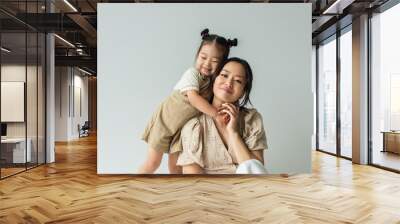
[317,36,337,154]
[339,29,352,158]
[371,3,400,171]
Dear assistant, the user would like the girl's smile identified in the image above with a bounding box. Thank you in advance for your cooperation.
[195,43,224,76]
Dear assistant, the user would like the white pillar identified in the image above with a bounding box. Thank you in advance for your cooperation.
[352,14,369,164]
[46,1,55,163]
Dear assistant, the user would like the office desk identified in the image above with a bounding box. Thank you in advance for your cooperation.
[381,131,400,154]
[1,138,32,163]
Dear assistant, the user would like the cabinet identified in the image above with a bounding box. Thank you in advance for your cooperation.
[382,131,400,154]
[0,138,32,165]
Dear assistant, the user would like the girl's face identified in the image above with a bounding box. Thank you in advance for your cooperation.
[195,43,224,77]
[213,61,246,103]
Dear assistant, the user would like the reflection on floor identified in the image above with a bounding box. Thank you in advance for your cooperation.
[0,167,25,178]
[341,147,352,158]
[373,150,400,171]
[0,163,41,178]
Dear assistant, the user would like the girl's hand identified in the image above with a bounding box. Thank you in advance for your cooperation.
[218,103,240,135]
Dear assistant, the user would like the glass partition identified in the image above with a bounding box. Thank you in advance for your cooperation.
[0,1,46,179]
[27,31,38,169]
[0,31,28,177]
[317,36,337,155]
[38,32,45,165]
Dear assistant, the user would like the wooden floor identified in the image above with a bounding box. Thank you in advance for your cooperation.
[0,167,26,178]
[1,135,400,223]
[1,163,45,178]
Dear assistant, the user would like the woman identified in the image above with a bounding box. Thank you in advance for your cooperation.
[173,57,268,174]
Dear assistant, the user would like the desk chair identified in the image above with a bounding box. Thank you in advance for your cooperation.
[79,121,90,138]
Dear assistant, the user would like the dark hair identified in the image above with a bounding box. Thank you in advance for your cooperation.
[216,57,253,108]
[196,28,238,63]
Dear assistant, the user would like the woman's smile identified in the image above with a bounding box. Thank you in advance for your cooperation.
[220,85,233,94]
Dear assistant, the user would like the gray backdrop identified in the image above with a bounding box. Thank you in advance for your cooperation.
[98,3,312,174]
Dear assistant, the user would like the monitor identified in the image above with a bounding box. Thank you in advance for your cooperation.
[1,123,7,137]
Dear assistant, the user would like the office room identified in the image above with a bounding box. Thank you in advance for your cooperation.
[0,0,399,223]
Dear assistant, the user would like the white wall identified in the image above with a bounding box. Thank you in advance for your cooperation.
[98,3,312,174]
[72,72,89,138]
[55,67,69,141]
[55,67,89,141]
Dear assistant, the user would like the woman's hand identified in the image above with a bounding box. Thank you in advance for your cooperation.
[218,103,240,135]
[214,106,227,124]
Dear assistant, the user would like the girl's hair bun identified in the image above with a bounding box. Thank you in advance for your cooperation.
[201,28,209,39]
[227,38,238,47]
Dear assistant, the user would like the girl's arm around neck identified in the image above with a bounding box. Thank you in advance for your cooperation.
[186,90,218,117]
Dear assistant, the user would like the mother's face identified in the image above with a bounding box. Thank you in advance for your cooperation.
[213,61,246,104]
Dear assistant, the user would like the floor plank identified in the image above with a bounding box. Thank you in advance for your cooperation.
[0,134,399,223]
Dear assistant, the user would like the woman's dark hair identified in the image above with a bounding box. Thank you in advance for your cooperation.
[215,57,253,108]
[196,28,238,62]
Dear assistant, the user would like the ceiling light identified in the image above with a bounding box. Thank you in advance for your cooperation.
[63,0,78,12]
[322,0,354,15]
[78,67,93,76]
[1,47,11,53]
[54,34,75,48]
[322,0,342,14]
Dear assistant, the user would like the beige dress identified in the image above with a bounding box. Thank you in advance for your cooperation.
[141,67,213,153]
[176,108,268,174]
